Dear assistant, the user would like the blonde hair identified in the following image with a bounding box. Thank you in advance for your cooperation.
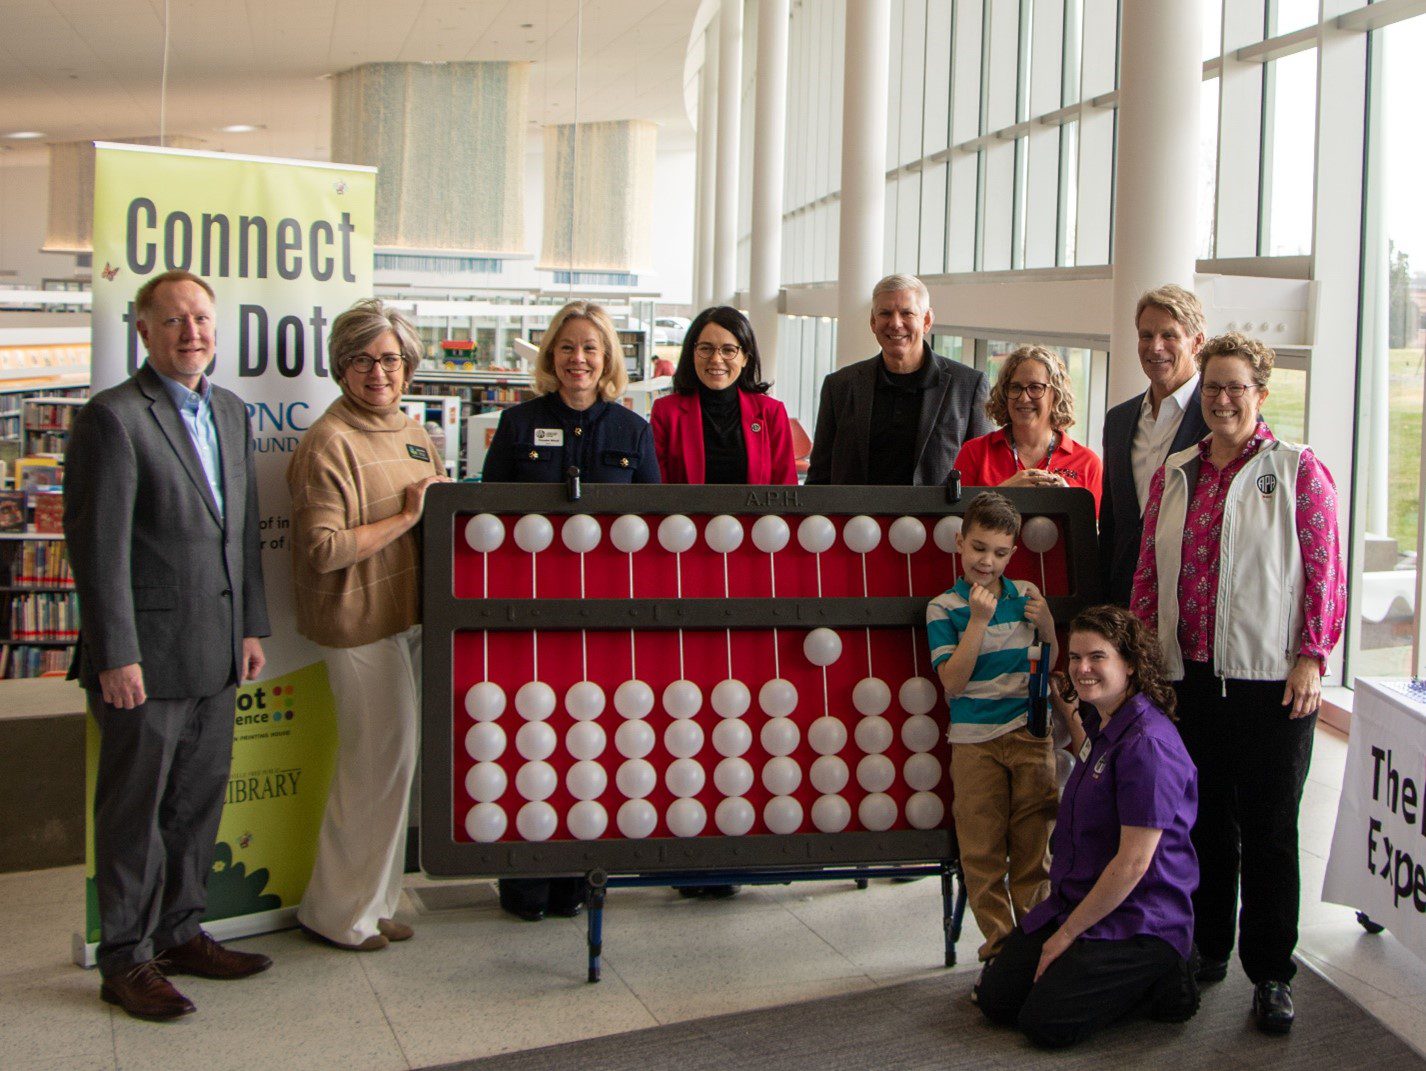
[329,298,422,387]
[984,345,1077,431]
[1197,332,1275,389]
[1135,284,1205,338]
[533,301,629,402]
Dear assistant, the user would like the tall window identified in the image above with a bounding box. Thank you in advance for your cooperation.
[1262,48,1317,256]
[1350,15,1426,679]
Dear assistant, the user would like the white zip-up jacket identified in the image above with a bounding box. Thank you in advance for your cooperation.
[1151,437,1307,682]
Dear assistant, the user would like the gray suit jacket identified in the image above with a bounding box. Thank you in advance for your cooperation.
[805,347,993,485]
[1098,384,1210,607]
[64,363,270,698]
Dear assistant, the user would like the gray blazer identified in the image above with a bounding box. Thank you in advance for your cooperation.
[1098,384,1210,607]
[805,347,993,485]
[64,363,270,698]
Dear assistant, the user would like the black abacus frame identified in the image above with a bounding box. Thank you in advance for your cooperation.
[420,483,1101,879]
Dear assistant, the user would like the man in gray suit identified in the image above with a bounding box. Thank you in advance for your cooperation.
[65,269,272,1020]
[806,274,992,485]
[1098,284,1211,606]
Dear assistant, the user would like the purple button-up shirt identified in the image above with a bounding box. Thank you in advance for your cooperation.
[1022,692,1199,958]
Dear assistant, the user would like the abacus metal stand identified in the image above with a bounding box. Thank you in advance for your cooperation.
[581,860,967,983]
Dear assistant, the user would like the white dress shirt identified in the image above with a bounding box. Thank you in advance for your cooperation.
[1130,372,1200,513]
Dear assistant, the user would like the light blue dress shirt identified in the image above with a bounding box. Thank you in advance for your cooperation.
[155,370,225,522]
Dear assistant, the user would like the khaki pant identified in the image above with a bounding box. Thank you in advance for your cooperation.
[950,727,1058,961]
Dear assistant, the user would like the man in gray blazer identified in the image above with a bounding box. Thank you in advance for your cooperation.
[1098,284,1211,606]
[806,274,992,485]
[65,270,272,1021]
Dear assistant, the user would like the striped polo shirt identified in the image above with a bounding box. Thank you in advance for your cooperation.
[926,576,1039,743]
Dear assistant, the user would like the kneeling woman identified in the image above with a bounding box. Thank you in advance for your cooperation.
[977,606,1199,1048]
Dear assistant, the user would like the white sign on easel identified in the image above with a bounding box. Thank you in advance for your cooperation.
[1323,677,1426,963]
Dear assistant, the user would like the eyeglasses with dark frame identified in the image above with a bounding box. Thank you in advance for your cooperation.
[694,343,743,361]
[1201,382,1257,399]
[1005,382,1050,400]
[345,353,405,373]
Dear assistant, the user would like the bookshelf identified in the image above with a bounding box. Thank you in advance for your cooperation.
[21,396,84,457]
[0,532,76,679]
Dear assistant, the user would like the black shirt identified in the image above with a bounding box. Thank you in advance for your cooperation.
[867,354,933,485]
[698,383,747,485]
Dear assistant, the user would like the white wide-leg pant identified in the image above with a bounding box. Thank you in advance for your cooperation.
[297,624,421,945]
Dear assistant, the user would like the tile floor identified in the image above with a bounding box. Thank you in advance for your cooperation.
[2,724,1423,1071]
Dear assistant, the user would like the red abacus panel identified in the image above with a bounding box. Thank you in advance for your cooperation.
[420,484,1101,878]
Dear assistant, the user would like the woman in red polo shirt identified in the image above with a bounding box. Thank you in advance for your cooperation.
[954,344,1102,512]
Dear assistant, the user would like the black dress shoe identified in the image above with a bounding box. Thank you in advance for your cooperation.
[1252,980,1294,1034]
[1195,956,1229,983]
[101,961,196,1021]
[157,932,273,979]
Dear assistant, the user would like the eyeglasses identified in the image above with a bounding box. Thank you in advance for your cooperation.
[1201,382,1256,399]
[346,354,405,373]
[694,343,743,361]
[1005,382,1049,399]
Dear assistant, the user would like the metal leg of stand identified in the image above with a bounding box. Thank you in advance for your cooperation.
[586,871,607,983]
[855,878,869,890]
[941,866,956,967]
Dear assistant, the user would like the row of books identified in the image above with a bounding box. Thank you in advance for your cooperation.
[25,432,68,454]
[23,402,78,430]
[3,540,73,587]
[0,644,70,679]
[7,591,80,641]
[0,487,63,533]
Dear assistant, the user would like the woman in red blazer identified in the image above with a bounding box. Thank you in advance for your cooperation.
[650,306,797,485]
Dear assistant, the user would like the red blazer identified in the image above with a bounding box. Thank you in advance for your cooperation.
[650,390,797,485]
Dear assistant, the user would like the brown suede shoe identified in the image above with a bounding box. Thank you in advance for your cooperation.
[100,961,196,1021]
[377,918,414,942]
[156,932,273,979]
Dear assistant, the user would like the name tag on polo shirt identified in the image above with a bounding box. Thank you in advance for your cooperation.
[534,428,565,447]
[407,444,430,462]
[1078,738,1092,763]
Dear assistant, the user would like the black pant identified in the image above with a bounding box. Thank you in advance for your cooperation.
[92,687,236,977]
[1174,660,1316,984]
[498,877,586,916]
[978,923,1195,1048]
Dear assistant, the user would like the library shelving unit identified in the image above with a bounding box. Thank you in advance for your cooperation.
[0,532,76,680]
[20,396,84,457]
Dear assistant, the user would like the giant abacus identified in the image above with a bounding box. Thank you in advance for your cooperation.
[421,483,1101,980]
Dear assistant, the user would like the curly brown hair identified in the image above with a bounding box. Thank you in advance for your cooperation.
[1196,331,1275,390]
[984,345,1077,430]
[1063,605,1177,720]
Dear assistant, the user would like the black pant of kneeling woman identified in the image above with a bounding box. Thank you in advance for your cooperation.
[978,607,1202,1048]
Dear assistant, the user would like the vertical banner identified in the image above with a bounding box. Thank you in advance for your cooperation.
[77,144,376,959]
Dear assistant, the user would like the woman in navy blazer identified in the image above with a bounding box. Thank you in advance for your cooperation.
[650,306,797,486]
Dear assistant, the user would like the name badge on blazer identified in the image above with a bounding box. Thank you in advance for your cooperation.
[535,428,564,447]
[407,444,430,462]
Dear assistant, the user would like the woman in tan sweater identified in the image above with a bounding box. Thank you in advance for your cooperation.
[288,299,447,951]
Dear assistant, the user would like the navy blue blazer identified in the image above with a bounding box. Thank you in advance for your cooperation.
[482,393,661,484]
[1099,384,1210,607]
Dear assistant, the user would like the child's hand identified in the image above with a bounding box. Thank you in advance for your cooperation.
[1024,593,1054,637]
[968,582,998,623]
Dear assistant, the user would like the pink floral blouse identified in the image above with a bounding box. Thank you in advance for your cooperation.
[1130,423,1346,671]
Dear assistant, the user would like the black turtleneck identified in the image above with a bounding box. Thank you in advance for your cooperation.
[697,382,747,485]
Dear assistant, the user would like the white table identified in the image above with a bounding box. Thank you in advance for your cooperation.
[1323,677,1426,962]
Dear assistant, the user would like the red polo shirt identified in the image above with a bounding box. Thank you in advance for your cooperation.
[954,429,1103,513]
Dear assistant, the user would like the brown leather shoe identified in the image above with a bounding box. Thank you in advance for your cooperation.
[156,932,273,979]
[100,961,196,1021]
[377,918,414,942]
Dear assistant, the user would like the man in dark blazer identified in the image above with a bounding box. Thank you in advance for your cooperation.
[806,274,993,485]
[1099,284,1211,606]
[65,270,272,1020]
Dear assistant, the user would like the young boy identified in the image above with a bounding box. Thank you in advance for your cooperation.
[926,491,1059,985]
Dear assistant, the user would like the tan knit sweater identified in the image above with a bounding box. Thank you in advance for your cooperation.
[287,395,443,648]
